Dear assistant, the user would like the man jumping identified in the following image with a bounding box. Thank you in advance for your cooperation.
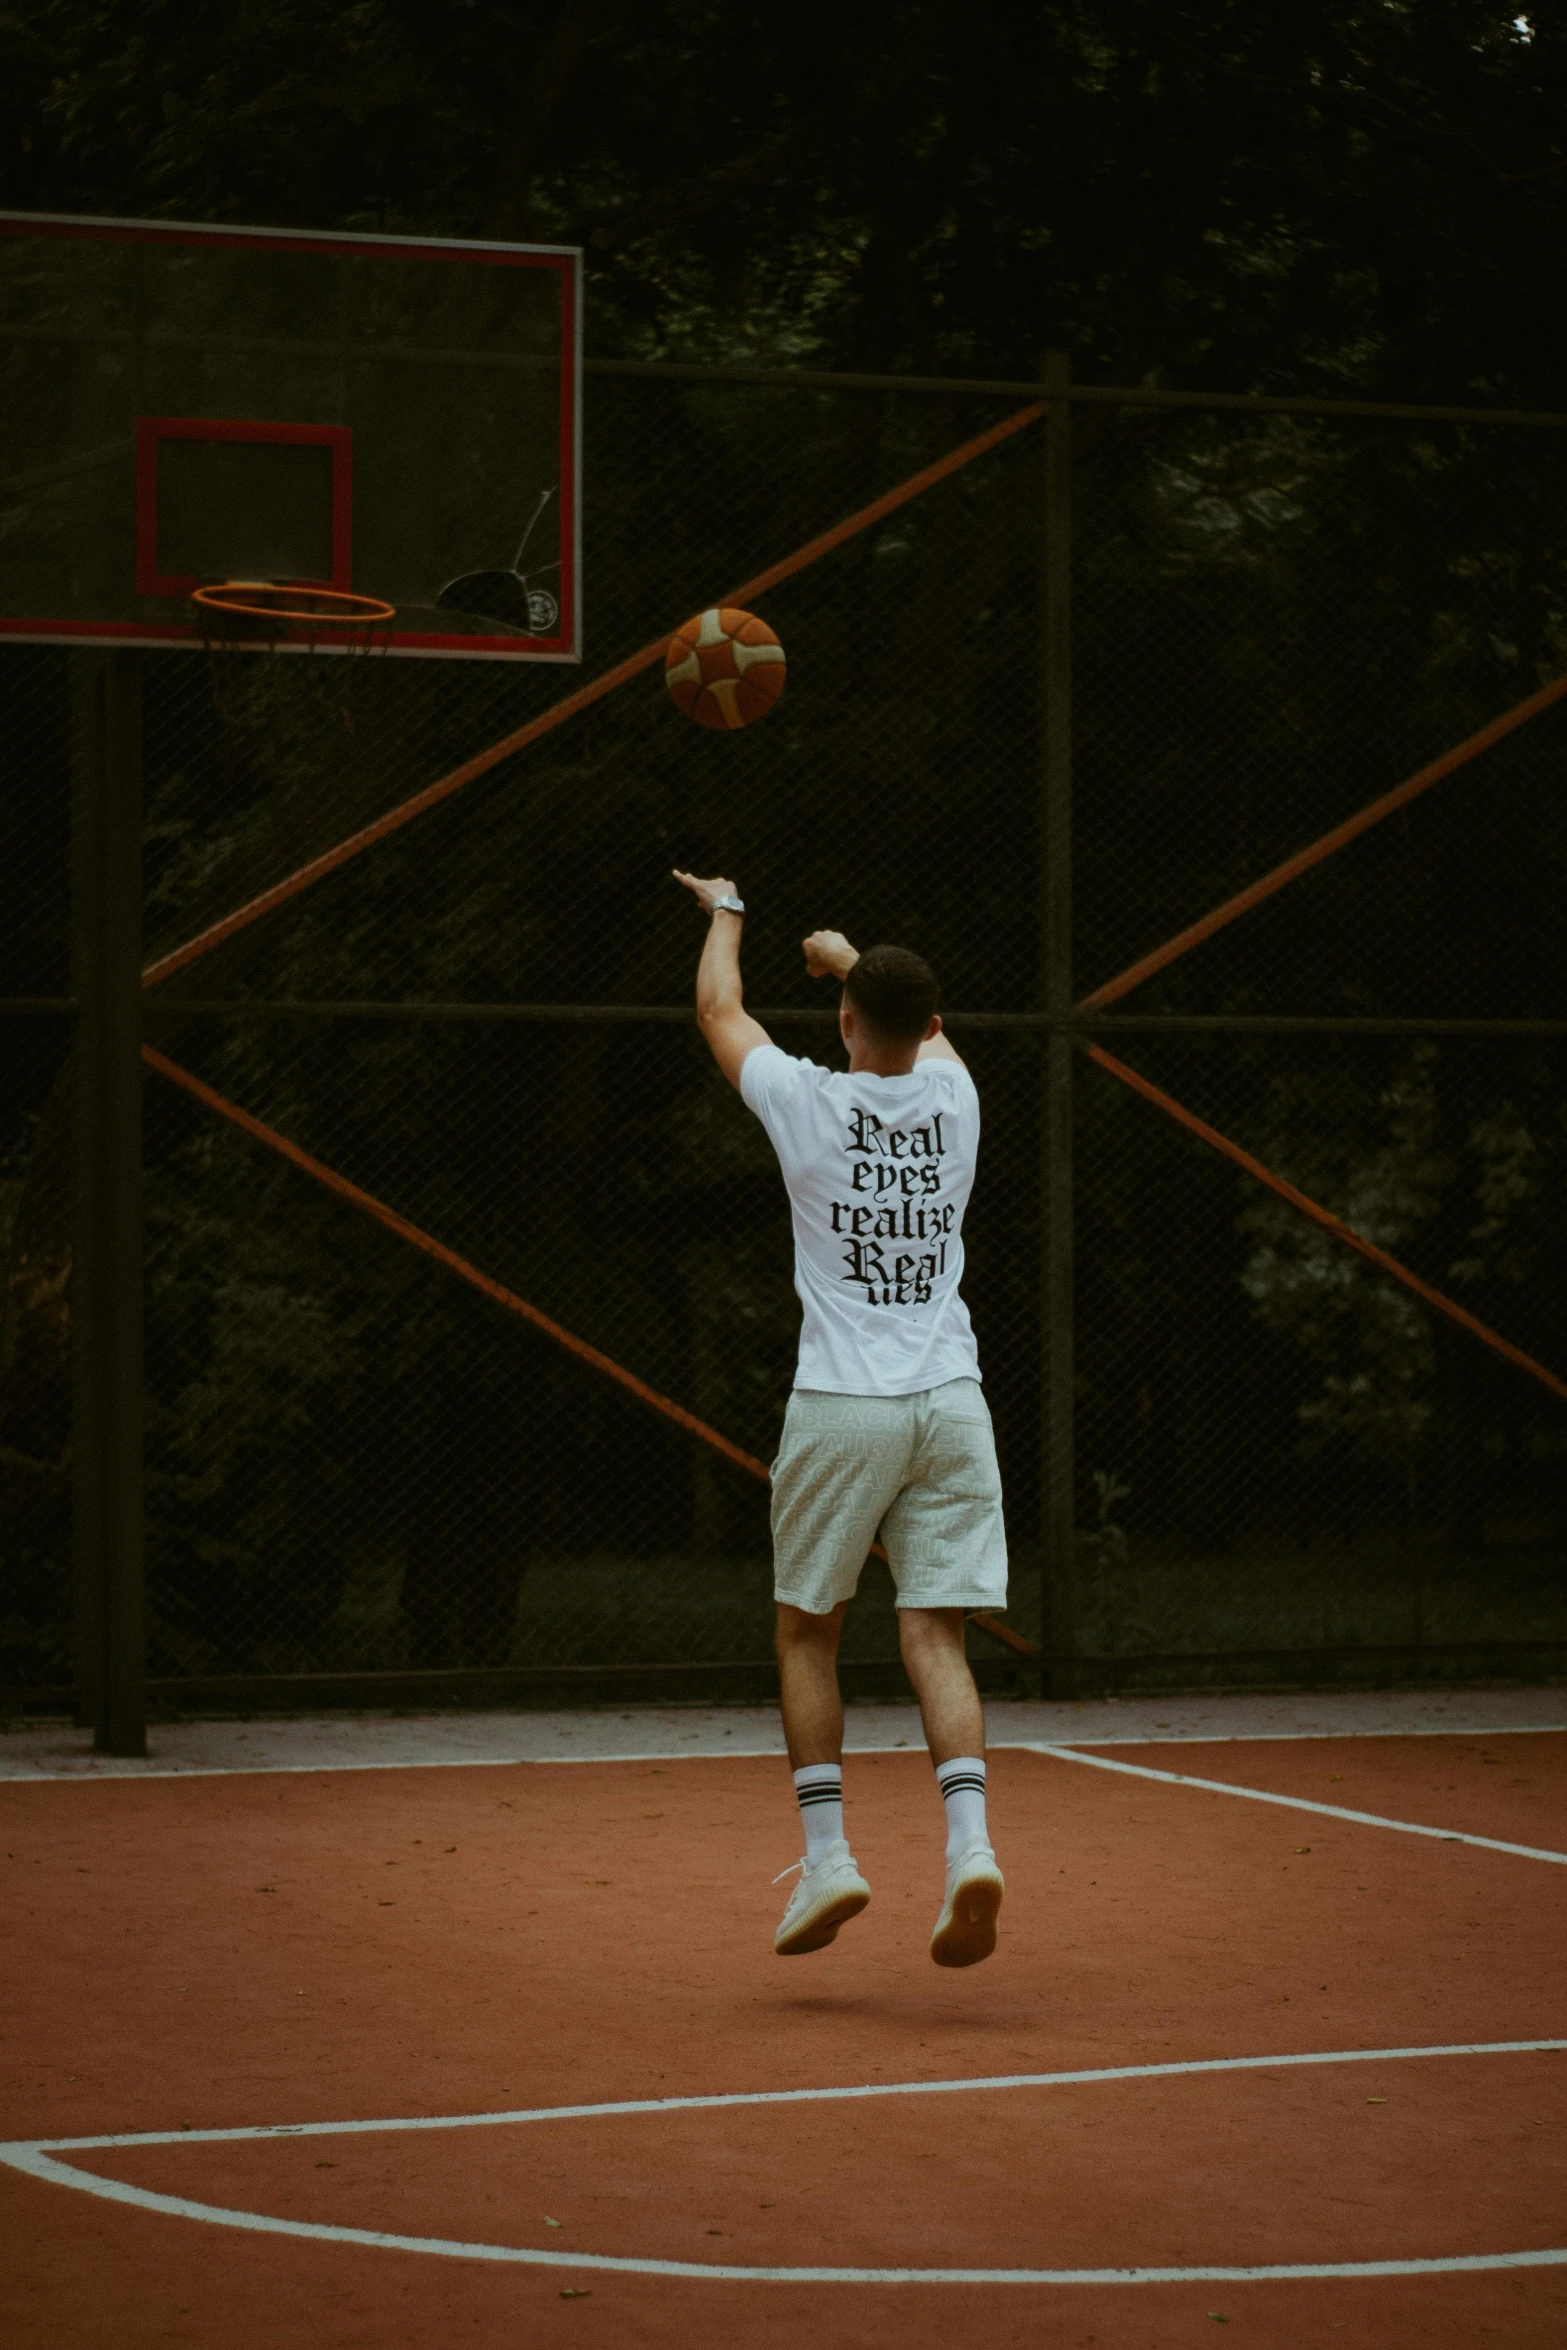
[674,870,1008,1968]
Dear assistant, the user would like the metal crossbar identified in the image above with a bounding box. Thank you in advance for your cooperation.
[134,1002,1567,1038]
[585,356,1567,431]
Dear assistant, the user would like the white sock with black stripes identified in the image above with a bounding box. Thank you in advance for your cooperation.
[935,1756,989,1862]
[792,1763,845,1865]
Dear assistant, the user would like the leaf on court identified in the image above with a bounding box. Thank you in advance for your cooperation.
[1208,2315,1227,2324]
[1367,2097,1388,2104]
[1294,1846,1312,1853]
[559,2288,591,2299]
[544,2216,561,2227]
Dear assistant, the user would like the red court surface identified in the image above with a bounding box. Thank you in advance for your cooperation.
[4,1719,1566,2347]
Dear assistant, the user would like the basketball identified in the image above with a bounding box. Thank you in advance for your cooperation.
[664,607,786,730]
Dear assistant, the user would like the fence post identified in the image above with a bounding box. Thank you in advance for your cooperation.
[1040,350,1077,1698]
[72,650,146,1757]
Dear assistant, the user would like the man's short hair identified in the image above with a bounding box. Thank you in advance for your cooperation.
[842,944,940,1042]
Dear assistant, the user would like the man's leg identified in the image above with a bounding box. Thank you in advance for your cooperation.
[775,1599,847,1767]
[776,1598,849,1861]
[900,1607,1003,1967]
[771,1600,869,1956]
[898,1605,984,1764]
[768,1391,910,1957]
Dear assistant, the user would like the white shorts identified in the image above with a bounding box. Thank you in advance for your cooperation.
[770,1378,1008,1615]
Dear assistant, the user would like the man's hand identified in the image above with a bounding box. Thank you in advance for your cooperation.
[803,929,858,980]
[675,868,769,1090]
[674,869,740,914]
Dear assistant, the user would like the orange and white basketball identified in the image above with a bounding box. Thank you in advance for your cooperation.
[664,607,785,730]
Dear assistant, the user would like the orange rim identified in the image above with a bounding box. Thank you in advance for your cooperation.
[191,581,397,625]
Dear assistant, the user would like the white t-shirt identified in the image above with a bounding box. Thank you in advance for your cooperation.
[740,1042,983,1397]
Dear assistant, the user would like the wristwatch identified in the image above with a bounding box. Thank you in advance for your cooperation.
[708,894,745,915]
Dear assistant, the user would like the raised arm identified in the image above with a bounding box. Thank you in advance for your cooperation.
[673,871,772,1090]
[801,929,965,1065]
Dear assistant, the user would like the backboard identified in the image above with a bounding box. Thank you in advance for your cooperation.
[0,211,581,660]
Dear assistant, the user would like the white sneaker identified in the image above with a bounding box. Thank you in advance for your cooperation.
[773,1839,872,1956]
[930,1843,1004,1968]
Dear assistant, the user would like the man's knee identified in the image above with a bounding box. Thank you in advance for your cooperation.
[898,1605,968,1656]
[776,1599,847,1658]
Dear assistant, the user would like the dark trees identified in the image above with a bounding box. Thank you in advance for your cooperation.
[4,3,1565,400]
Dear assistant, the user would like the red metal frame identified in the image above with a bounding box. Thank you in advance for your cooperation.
[135,417,354,599]
[0,211,582,663]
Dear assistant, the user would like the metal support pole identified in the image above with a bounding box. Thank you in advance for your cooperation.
[1040,351,1076,1697]
[72,651,146,1756]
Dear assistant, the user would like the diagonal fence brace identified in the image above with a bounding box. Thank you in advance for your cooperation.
[1079,667,1567,1012]
[143,402,1045,990]
[143,1045,1034,1659]
[143,1046,775,1476]
[1085,1043,1567,1406]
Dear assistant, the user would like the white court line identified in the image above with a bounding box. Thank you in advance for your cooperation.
[5,2039,1565,2287]
[19,2036,1567,2153]
[531,1724,1567,1765]
[0,1749,785,1786]
[1015,1724,1567,1751]
[7,1722,1566,1784]
[1027,1745,1567,1865]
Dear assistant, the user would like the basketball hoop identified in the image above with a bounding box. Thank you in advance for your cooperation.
[192,580,396,640]
[193,583,396,727]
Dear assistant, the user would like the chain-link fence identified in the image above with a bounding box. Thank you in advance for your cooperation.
[5,364,1567,1718]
